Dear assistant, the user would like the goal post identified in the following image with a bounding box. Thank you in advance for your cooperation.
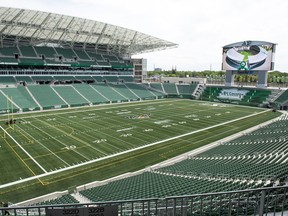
[5,96,15,130]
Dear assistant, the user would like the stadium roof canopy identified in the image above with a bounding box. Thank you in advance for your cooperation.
[0,7,178,55]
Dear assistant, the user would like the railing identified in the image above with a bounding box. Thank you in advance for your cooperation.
[1,185,287,216]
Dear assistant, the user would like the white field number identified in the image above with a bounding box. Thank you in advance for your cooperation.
[61,145,76,150]
[120,133,132,137]
[93,139,107,144]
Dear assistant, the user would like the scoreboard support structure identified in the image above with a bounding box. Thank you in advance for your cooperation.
[225,70,268,88]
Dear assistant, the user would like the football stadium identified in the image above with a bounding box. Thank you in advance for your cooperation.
[0,6,288,216]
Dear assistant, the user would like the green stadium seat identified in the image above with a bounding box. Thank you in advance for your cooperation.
[32,76,55,82]
[53,76,77,82]
[0,57,19,64]
[34,46,57,58]
[200,86,271,107]
[118,76,135,83]
[91,83,128,102]
[73,49,91,60]
[52,85,90,106]
[125,83,157,99]
[274,89,288,104]
[0,76,16,84]
[54,47,76,59]
[72,84,109,104]
[177,84,197,96]
[162,83,178,95]
[0,47,19,56]
[15,76,34,84]
[150,83,164,92]
[19,57,44,66]
[35,194,79,205]
[18,46,37,57]
[86,52,105,62]
[1,86,40,111]
[28,85,67,109]
[103,76,119,83]
[108,83,139,100]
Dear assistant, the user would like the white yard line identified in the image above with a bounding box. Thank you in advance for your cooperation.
[0,125,47,173]
[26,123,74,166]
[34,117,107,156]
[0,109,271,189]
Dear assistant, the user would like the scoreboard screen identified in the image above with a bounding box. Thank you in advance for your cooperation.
[222,41,276,71]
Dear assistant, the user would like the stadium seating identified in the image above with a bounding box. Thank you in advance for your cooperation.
[162,83,178,95]
[15,76,34,84]
[97,61,111,67]
[32,76,55,82]
[86,52,106,62]
[146,86,167,97]
[80,171,263,202]
[0,81,166,113]
[150,83,164,92]
[125,83,157,99]
[1,86,40,111]
[36,194,79,205]
[200,86,222,101]
[72,84,110,104]
[34,46,57,58]
[54,47,76,59]
[76,60,95,67]
[74,76,95,82]
[18,46,37,57]
[200,86,272,107]
[103,76,119,83]
[108,83,140,100]
[158,114,288,180]
[53,76,77,82]
[44,59,63,65]
[274,89,288,104]
[143,83,167,97]
[28,85,67,109]
[102,54,119,62]
[176,84,197,96]
[240,89,271,106]
[52,85,90,106]
[19,57,44,65]
[73,49,91,60]
[0,76,16,84]
[92,76,104,82]
[118,76,135,83]
[0,47,19,56]
[149,83,196,98]
[90,83,128,102]
[110,61,129,69]
[0,91,11,112]
[0,57,19,63]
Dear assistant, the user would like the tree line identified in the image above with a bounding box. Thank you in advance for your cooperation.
[148,70,288,84]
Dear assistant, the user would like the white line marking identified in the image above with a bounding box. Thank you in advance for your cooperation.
[0,125,47,173]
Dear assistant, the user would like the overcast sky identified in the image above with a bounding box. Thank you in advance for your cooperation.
[1,0,288,71]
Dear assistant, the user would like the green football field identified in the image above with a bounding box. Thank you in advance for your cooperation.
[0,99,281,202]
